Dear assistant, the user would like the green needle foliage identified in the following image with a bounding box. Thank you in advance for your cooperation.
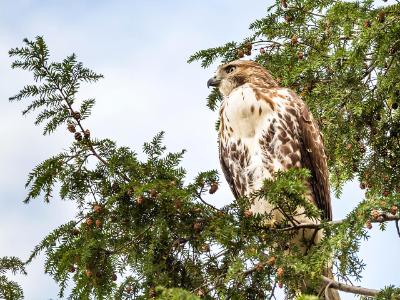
[0,257,26,300]
[189,0,400,197]
[6,0,400,298]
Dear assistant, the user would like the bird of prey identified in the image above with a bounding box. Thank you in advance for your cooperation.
[207,60,339,299]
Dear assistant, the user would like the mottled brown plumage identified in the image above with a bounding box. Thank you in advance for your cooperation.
[209,60,331,221]
[208,60,339,299]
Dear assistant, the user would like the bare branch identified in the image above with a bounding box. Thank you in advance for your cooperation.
[321,276,379,297]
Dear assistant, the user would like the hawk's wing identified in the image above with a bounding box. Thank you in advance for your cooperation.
[219,142,240,200]
[290,91,332,220]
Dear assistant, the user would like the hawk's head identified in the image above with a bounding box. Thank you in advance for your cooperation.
[207,60,278,96]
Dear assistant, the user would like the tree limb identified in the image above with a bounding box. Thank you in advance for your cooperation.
[321,275,379,297]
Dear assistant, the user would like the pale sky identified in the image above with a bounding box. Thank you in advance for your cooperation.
[0,1,398,299]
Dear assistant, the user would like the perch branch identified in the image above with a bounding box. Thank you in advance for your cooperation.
[321,275,379,297]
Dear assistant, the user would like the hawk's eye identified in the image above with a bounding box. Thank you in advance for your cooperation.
[225,66,236,74]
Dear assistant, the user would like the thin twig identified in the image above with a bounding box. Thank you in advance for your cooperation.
[268,281,277,300]
[196,186,222,212]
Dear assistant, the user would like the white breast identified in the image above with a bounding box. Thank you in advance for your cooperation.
[219,85,294,204]
[222,84,274,139]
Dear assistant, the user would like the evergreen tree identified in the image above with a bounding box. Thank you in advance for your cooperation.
[0,257,26,300]
[3,0,400,299]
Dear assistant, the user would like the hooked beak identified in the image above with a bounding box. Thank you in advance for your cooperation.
[207,76,221,88]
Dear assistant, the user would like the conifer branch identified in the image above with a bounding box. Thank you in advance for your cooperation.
[274,213,400,232]
[196,190,222,212]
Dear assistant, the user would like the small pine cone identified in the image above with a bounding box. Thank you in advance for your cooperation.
[280,0,287,8]
[382,190,390,197]
[93,204,102,213]
[67,123,76,133]
[68,265,76,273]
[377,11,385,23]
[371,209,379,220]
[149,288,156,298]
[364,20,371,28]
[255,262,264,272]
[245,43,252,52]
[277,267,284,278]
[291,35,298,45]
[259,47,266,54]
[197,289,205,297]
[297,52,304,60]
[192,207,202,213]
[237,49,244,58]
[244,210,253,218]
[74,132,82,141]
[136,196,145,205]
[278,281,283,288]
[284,14,293,23]
[83,129,90,139]
[360,182,366,189]
[96,271,103,278]
[383,175,390,182]
[245,49,252,56]
[112,273,117,281]
[174,199,182,210]
[95,219,102,228]
[193,222,202,232]
[125,286,132,293]
[209,182,218,194]
[72,111,81,120]
[149,189,158,198]
[267,256,276,266]
[86,217,94,226]
[391,205,398,215]
[85,269,93,277]
[201,244,210,252]
[72,228,80,236]
[366,220,372,230]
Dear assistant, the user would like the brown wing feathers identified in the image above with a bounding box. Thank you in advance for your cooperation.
[219,142,240,200]
[297,103,332,221]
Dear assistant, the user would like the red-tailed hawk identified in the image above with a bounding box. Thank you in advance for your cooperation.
[207,60,339,299]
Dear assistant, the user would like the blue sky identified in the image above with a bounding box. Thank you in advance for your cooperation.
[0,1,398,299]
